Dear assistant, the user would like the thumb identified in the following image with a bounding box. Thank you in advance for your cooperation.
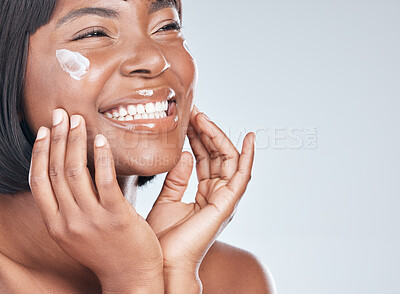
[155,151,194,204]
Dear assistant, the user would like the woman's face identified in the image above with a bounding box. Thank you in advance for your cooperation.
[24,0,197,176]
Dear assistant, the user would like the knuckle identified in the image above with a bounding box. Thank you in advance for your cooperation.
[242,171,252,183]
[67,133,81,144]
[51,131,65,143]
[96,177,115,190]
[49,164,64,180]
[65,164,85,181]
[31,147,46,158]
[194,154,208,163]
[65,219,85,236]
[29,174,46,189]
[109,216,129,231]
[88,214,104,229]
[46,223,64,240]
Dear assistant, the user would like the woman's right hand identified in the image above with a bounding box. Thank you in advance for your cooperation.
[28,108,163,293]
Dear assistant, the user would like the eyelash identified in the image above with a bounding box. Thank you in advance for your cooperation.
[73,22,182,41]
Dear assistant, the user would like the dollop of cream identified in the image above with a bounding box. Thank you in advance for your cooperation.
[56,49,90,81]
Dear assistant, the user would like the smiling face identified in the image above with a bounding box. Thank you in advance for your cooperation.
[23,0,197,177]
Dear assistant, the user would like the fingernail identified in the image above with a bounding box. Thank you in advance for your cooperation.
[70,115,80,129]
[36,127,47,140]
[203,113,211,121]
[95,134,106,147]
[53,109,63,126]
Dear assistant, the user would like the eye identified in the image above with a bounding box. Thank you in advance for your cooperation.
[157,21,181,33]
[73,28,109,41]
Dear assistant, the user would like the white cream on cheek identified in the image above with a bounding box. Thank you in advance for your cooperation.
[56,49,90,81]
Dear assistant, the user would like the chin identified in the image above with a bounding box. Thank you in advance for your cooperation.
[113,147,182,176]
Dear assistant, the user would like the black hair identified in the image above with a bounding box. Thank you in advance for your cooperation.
[0,0,182,194]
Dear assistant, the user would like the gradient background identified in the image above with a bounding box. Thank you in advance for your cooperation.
[136,0,400,293]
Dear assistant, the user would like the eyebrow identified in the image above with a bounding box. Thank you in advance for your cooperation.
[56,1,178,29]
[56,7,120,29]
[148,0,177,14]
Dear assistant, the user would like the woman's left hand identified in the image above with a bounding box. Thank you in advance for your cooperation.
[146,106,255,286]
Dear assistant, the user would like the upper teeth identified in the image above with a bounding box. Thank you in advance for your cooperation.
[104,100,169,121]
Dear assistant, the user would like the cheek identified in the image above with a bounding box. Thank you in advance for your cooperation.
[24,48,110,133]
[166,42,198,117]
[55,49,90,81]
[174,42,198,93]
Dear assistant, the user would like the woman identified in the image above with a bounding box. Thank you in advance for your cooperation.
[0,0,275,293]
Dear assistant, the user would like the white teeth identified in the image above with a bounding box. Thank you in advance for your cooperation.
[104,100,172,121]
[112,110,120,118]
[107,111,167,121]
[127,105,137,116]
[155,101,163,112]
[137,104,145,114]
[145,102,156,114]
[119,107,128,117]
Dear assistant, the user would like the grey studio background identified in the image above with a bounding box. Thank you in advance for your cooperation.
[136,0,400,293]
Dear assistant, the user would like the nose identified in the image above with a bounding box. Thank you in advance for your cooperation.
[120,39,170,78]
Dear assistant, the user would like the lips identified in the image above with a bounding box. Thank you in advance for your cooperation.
[98,87,179,133]
[98,87,176,114]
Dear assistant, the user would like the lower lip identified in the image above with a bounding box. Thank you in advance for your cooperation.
[99,102,179,134]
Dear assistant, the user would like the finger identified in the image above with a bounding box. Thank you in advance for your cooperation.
[155,152,193,205]
[190,108,221,178]
[65,115,99,211]
[29,126,59,221]
[195,112,240,180]
[226,132,255,197]
[49,109,79,214]
[93,134,128,213]
[187,120,210,181]
[189,105,201,132]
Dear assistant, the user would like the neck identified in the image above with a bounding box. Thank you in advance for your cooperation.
[117,175,139,206]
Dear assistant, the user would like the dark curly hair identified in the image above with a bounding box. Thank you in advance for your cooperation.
[0,0,182,194]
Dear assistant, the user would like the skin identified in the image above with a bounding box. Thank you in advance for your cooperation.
[0,0,276,293]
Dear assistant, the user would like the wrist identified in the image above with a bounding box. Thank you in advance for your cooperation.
[100,270,164,294]
[102,284,163,294]
[164,267,202,294]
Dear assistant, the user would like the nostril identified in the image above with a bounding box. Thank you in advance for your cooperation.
[132,69,151,75]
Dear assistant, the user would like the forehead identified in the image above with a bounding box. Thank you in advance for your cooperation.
[52,0,177,18]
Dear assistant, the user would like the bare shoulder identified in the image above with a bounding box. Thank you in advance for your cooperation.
[0,252,44,294]
[199,241,276,294]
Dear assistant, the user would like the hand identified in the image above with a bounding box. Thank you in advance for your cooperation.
[29,109,163,293]
[146,106,255,281]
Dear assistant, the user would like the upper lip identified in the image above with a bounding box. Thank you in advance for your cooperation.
[98,87,176,113]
